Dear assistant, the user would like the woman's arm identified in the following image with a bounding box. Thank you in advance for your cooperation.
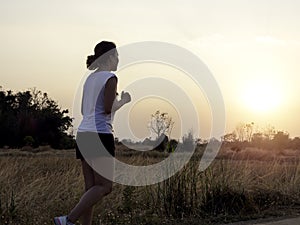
[104,77,131,114]
[112,91,131,112]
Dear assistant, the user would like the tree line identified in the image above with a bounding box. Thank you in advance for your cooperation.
[222,122,300,151]
[0,87,74,149]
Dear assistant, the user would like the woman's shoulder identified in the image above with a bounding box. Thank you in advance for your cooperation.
[94,71,118,84]
[85,71,116,85]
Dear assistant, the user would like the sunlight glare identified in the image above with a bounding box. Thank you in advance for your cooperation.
[241,77,283,113]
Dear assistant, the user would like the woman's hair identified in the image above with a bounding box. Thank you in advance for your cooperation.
[86,41,116,70]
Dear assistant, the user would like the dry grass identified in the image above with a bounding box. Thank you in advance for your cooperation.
[0,147,300,224]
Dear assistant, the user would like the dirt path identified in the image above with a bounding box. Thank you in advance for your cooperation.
[256,217,300,224]
[227,216,300,225]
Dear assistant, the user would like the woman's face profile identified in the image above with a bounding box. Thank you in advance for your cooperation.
[110,50,119,71]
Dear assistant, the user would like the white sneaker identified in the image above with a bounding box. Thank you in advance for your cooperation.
[53,215,74,225]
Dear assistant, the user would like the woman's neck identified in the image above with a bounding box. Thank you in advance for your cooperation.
[96,65,111,72]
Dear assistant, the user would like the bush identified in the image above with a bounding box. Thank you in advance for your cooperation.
[23,136,34,146]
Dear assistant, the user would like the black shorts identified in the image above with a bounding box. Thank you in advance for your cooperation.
[75,132,115,160]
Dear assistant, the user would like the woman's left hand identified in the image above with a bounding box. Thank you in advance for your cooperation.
[120,91,131,104]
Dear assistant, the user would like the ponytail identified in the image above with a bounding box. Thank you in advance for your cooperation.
[86,55,97,69]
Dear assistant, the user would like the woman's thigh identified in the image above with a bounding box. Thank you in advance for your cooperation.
[89,157,114,185]
[81,160,95,190]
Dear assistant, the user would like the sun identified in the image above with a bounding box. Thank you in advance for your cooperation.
[241,77,283,113]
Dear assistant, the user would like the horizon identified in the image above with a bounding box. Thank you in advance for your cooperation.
[0,85,298,141]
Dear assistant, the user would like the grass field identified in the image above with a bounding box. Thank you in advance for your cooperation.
[0,146,300,225]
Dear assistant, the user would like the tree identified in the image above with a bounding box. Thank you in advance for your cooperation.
[181,130,196,152]
[251,132,265,149]
[235,122,245,142]
[148,110,174,139]
[272,131,289,150]
[263,124,276,141]
[290,137,300,150]
[245,122,254,142]
[221,133,237,143]
[234,122,254,142]
[0,87,74,149]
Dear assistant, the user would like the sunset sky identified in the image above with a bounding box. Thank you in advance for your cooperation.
[1,0,300,140]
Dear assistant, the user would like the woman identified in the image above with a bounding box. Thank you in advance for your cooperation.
[54,41,131,225]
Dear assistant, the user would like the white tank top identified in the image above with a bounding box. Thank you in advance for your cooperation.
[78,71,117,133]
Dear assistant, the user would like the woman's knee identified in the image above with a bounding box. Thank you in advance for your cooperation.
[91,183,112,198]
[93,173,113,195]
